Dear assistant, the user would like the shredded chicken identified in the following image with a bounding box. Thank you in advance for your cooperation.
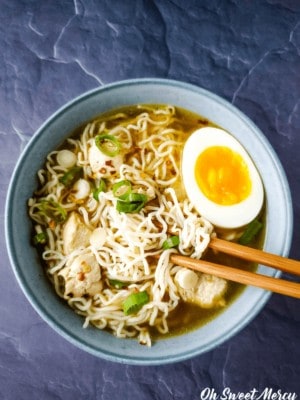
[62,212,92,255]
[175,268,227,308]
[59,252,102,297]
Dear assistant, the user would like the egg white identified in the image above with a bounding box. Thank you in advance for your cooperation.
[182,127,264,229]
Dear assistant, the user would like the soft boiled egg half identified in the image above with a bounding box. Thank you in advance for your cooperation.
[182,127,264,229]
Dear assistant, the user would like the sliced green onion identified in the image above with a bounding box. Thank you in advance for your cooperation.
[37,199,67,223]
[33,231,47,245]
[109,279,129,289]
[116,193,148,214]
[95,134,121,157]
[59,166,83,188]
[93,179,107,200]
[239,219,263,245]
[116,201,144,213]
[123,291,149,315]
[119,193,147,202]
[112,180,132,197]
[162,235,180,250]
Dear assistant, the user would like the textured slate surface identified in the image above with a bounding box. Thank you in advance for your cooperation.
[1,0,300,399]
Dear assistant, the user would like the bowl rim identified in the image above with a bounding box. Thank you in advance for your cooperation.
[5,78,294,365]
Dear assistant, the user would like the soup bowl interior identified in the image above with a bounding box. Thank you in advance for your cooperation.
[5,78,293,365]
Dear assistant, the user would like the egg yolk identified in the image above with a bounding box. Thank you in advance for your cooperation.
[195,146,252,205]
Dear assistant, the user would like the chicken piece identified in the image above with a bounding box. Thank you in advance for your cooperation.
[194,274,227,308]
[89,227,106,249]
[88,141,124,178]
[62,212,92,255]
[59,252,102,297]
[175,268,227,308]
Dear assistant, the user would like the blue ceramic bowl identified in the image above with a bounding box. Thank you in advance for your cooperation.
[5,79,293,365]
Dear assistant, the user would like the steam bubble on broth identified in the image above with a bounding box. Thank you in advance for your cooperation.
[28,105,263,346]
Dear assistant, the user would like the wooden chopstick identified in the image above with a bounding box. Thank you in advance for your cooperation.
[208,237,300,276]
[167,252,300,299]
[154,221,300,297]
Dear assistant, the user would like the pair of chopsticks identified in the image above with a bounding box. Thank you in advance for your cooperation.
[168,237,300,299]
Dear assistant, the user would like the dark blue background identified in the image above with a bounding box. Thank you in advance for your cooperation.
[1,1,299,399]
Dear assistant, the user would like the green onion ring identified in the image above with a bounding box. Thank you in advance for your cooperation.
[93,178,107,200]
[33,231,47,245]
[112,180,132,197]
[123,291,149,315]
[59,166,83,188]
[116,192,148,213]
[95,134,121,157]
[162,235,180,250]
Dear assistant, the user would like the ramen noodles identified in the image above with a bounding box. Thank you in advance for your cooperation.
[28,105,262,346]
